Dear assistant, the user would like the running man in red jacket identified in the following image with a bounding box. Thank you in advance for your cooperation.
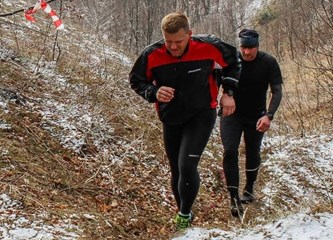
[129,12,240,230]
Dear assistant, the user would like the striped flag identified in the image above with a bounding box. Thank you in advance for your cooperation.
[25,0,64,30]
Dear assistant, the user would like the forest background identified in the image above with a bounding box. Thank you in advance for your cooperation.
[0,0,332,239]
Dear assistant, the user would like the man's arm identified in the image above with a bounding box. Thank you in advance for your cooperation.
[194,34,241,92]
[129,54,158,103]
[207,35,241,116]
[256,83,282,132]
[266,83,283,119]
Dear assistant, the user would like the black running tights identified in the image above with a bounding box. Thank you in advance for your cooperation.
[220,114,264,195]
[163,108,216,214]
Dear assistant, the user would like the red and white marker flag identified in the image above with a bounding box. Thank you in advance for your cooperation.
[24,1,40,22]
[25,0,64,30]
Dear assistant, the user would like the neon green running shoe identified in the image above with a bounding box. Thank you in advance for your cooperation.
[174,213,193,230]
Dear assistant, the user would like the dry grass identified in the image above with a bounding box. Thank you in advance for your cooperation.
[1,4,332,239]
[269,53,333,136]
[0,37,266,239]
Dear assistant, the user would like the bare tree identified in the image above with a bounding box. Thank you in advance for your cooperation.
[73,0,252,53]
[76,0,114,34]
[266,0,333,134]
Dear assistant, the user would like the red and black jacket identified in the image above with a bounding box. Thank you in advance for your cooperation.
[129,34,241,125]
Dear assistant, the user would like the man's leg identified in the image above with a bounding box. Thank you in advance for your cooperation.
[163,124,182,210]
[220,114,244,216]
[178,108,216,215]
[242,123,265,203]
[220,114,243,197]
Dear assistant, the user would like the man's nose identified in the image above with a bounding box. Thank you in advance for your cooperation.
[244,48,251,54]
[170,43,178,49]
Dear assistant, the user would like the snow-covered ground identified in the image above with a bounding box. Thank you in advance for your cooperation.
[1,31,332,240]
[174,212,333,239]
[173,135,333,239]
[1,54,332,238]
[1,131,332,239]
[0,193,81,240]
[1,1,332,239]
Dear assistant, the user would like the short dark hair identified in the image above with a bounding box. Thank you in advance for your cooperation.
[161,12,190,34]
[239,28,259,48]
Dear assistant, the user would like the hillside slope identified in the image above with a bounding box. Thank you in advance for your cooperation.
[1,1,332,240]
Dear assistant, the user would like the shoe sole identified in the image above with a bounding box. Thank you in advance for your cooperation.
[240,198,254,204]
[231,198,244,219]
[240,192,255,204]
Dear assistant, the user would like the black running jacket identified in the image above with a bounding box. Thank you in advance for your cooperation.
[129,34,241,125]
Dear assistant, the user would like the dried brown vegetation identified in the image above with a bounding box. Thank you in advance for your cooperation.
[0,49,255,239]
[1,0,332,239]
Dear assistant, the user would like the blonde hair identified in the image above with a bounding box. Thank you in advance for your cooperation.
[161,12,190,34]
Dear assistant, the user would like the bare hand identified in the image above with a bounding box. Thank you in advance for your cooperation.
[156,86,175,103]
[256,116,271,132]
[220,94,236,117]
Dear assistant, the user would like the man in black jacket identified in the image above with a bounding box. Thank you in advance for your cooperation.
[129,12,240,229]
[220,28,283,218]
